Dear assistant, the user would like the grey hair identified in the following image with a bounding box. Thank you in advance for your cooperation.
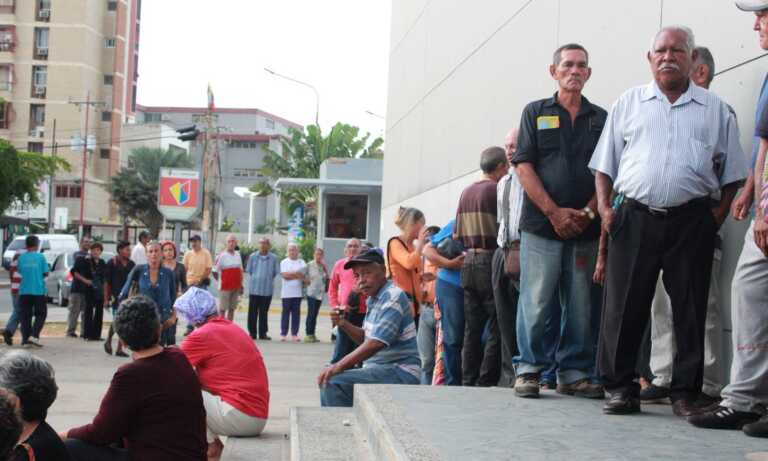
[0,351,57,422]
[693,46,715,84]
[651,25,696,54]
[286,242,299,250]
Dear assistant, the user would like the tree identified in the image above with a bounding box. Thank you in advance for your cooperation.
[0,140,69,216]
[107,147,193,237]
[253,123,383,235]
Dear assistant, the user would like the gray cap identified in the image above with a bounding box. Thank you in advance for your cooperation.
[736,0,768,11]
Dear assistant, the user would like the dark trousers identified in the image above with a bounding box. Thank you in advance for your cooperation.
[306,297,322,336]
[331,311,366,364]
[492,247,519,387]
[598,200,716,401]
[281,297,302,336]
[19,295,47,342]
[82,293,104,340]
[248,295,272,338]
[461,250,501,387]
[65,439,129,461]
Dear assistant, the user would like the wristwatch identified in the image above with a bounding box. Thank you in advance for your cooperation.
[583,206,596,220]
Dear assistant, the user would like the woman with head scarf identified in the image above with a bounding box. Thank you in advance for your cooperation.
[176,287,270,460]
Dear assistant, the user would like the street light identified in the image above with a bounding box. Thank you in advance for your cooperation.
[264,67,320,126]
[233,187,258,244]
[364,110,385,120]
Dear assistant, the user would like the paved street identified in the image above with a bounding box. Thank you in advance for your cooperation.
[0,304,334,460]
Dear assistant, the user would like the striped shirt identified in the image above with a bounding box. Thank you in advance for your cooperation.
[363,280,420,377]
[455,179,498,250]
[496,168,525,246]
[589,81,748,208]
[9,252,22,295]
[245,252,280,296]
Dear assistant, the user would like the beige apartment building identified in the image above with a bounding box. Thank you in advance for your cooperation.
[0,0,140,233]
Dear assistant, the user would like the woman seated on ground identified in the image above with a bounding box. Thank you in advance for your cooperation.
[0,351,70,461]
[175,287,270,461]
[0,389,22,461]
[61,295,207,461]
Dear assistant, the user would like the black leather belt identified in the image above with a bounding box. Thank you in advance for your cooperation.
[625,197,710,217]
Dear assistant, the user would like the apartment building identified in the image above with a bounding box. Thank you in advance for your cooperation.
[0,0,140,232]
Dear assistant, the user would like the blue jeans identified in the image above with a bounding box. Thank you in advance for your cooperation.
[305,297,322,336]
[417,305,437,384]
[281,297,302,336]
[330,311,365,364]
[541,296,562,385]
[514,232,598,384]
[4,293,19,334]
[436,278,464,386]
[320,365,420,407]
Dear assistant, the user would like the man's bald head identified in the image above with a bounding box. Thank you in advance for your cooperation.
[504,128,520,166]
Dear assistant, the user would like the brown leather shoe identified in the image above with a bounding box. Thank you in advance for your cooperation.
[672,399,704,418]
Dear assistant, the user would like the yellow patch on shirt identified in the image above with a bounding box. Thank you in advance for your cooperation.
[537,115,560,130]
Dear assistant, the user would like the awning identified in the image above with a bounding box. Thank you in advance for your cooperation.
[274,178,381,194]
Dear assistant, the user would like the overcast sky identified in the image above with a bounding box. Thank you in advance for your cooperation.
[138,0,391,140]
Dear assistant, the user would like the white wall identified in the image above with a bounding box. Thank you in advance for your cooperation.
[384,0,768,362]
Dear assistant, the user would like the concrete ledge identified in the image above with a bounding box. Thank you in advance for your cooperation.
[221,432,289,461]
[290,407,369,461]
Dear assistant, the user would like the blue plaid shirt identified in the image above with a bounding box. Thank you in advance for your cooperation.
[363,280,420,377]
[246,252,280,296]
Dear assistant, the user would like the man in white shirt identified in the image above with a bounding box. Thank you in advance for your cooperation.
[280,243,307,342]
[130,231,150,266]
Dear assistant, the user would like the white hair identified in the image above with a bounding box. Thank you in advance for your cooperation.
[286,242,299,250]
[651,25,696,54]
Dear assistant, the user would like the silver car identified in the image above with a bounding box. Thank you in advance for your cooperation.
[46,251,114,307]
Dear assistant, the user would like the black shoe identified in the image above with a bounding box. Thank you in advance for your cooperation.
[672,399,703,418]
[66,332,78,338]
[603,392,641,415]
[695,392,722,411]
[2,330,12,346]
[103,340,113,356]
[639,384,670,402]
[115,350,129,358]
[514,374,540,399]
[259,335,271,341]
[688,405,760,430]
[743,415,768,438]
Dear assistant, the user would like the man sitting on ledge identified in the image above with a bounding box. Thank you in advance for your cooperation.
[318,249,420,407]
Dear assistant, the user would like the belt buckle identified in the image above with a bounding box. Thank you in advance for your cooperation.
[647,206,668,216]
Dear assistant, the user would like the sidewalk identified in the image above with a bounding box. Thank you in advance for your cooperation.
[1,308,334,460]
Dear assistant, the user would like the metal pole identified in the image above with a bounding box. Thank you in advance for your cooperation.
[78,92,90,239]
[48,118,56,232]
[264,68,320,126]
[247,193,254,244]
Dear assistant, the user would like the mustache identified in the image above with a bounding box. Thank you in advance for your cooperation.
[659,63,680,71]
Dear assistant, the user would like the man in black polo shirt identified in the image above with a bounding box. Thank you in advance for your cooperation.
[103,240,135,357]
[511,43,606,399]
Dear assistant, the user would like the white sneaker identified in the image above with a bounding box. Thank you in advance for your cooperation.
[29,337,42,348]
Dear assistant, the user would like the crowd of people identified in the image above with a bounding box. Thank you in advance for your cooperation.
[317,2,768,443]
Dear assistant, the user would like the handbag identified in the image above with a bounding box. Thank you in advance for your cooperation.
[501,174,521,280]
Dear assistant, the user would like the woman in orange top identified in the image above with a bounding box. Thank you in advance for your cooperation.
[386,207,427,322]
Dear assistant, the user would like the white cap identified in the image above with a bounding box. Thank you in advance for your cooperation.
[736,0,768,11]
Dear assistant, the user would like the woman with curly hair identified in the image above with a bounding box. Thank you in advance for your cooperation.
[0,388,22,461]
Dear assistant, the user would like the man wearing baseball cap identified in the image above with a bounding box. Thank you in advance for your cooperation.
[688,1,768,438]
[317,249,420,407]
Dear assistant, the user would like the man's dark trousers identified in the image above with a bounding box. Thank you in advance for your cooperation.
[492,247,519,387]
[248,295,272,338]
[461,250,501,386]
[598,199,716,401]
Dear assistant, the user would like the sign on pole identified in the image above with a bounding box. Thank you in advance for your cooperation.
[158,168,200,221]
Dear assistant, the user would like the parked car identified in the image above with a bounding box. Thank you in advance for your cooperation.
[46,251,114,307]
[3,234,79,270]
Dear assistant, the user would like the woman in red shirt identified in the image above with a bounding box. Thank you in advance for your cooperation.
[175,287,270,460]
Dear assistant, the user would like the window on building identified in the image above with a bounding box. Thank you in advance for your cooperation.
[27,142,43,153]
[31,65,46,98]
[106,0,117,11]
[0,65,12,91]
[29,104,45,133]
[100,148,110,159]
[325,194,368,239]
[55,184,81,199]
[232,168,262,178]
[136,0,142,19]
[33,27,49,59]
[104,37,116,48]
[36,0,51,21]
[229,141,259,149]
[131,85,136,112]
[265,118,275,129]
[0,26,15,52]
[101,110,111,122]
[103,74,113,85]
[0,101,9,129]
[144,112,162,123]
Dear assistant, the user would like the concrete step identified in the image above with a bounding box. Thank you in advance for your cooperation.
[222,432,290,461]
[290,407,371,461]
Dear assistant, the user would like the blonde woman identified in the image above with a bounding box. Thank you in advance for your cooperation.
[386,207,427,323]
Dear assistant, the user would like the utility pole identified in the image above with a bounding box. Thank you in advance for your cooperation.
[47,118,56,232]
[68,92,106,239]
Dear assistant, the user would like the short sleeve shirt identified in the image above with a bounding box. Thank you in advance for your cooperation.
[513,93,606,240]
[183,249,213,286]
[429,220,460,287]
[280,258,307,299]
[17,251,48,296]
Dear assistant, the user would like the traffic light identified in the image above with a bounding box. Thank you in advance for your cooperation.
[176,124,200,142]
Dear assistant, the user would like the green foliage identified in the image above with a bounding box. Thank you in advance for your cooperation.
[297,235,316,262]
[238,243,258,267]
[0,140,70,216]
[254,219,286,235]
[220,216,235,232]
[254,123,384,236]
[107,147,193,237]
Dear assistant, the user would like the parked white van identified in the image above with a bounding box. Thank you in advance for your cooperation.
[2,234,79,270]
